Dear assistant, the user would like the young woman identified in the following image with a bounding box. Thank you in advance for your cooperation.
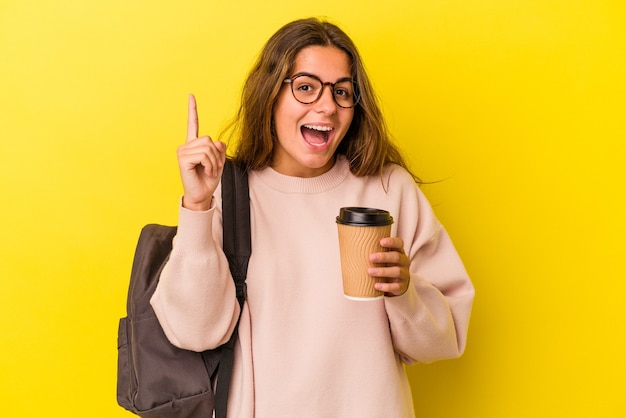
[151,17,474,418]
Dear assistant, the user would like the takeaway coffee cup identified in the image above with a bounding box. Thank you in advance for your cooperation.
[336,207,394,300]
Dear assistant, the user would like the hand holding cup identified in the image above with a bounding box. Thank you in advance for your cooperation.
[369,236,411,297]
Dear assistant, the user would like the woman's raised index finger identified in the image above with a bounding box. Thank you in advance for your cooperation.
[186,94,199,142]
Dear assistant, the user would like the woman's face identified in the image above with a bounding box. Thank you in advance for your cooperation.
[271,45,355,177]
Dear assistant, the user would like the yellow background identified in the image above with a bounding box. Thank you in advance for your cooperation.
[1,0,624,416]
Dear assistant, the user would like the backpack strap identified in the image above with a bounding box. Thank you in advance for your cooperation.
[221,159,251,304]
[214,159,250,418]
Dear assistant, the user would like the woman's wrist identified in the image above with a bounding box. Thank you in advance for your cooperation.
[182,196,213,212]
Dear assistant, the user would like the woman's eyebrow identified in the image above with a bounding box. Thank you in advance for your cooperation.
[290,71,354,83]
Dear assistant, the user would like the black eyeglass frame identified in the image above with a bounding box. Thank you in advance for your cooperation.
[283,73,361,109]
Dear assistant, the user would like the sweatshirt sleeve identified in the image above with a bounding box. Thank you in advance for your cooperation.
[150,196,241,352]
[384,180,475,364]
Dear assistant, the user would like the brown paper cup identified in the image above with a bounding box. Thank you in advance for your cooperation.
[336,207,394,301]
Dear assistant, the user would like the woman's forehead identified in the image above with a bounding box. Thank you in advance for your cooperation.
[292,45,352,80]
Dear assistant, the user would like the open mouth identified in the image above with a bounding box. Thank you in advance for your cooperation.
[301,124,333,147]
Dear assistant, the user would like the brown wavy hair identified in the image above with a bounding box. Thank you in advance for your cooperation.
[221,17,418,182]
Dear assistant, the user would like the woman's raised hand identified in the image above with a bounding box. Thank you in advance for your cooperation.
[177,94,227,211]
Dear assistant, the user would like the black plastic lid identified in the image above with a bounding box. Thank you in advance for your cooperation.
[336,207,394,226]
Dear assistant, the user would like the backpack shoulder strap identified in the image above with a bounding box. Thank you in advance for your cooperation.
[220,159,251,305]
[214,158,250,418]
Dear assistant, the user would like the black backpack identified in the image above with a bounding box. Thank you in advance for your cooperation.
[117,160,250,418]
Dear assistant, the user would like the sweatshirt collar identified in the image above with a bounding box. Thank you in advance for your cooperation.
[254,155,351,194]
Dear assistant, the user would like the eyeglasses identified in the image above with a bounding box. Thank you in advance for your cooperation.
[283,73,360,108]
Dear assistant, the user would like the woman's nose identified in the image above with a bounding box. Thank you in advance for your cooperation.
[314,84,338,113]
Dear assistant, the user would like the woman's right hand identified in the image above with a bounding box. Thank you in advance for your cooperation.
[178,94,227,211]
